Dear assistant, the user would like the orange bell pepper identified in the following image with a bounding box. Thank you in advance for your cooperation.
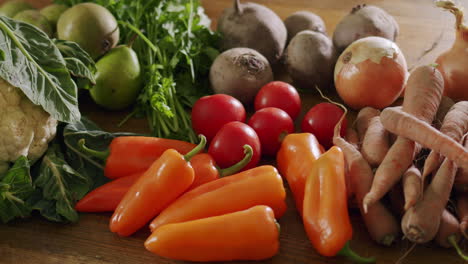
[149,165,287,232]
[303,146,375,263]
[276,133,324,215]
[145,205,280,261]
[109,136,206,237]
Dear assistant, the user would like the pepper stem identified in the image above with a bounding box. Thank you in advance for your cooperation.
[219,145,253,177]
[77,139,110,161]
[337,241,376,263]
[449,235,468,260]
[184,135,206,161]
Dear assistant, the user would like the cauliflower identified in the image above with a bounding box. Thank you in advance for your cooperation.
[0,79,58,174]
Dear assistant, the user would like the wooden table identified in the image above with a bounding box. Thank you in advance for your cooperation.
[0,0,466,263]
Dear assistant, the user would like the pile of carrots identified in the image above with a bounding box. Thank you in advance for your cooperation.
[340,65,468,258]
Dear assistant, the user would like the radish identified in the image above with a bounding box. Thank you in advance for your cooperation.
[333,4,399,52]
[209,48,273,104]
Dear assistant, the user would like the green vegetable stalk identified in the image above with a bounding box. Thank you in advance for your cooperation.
[56,0,220,142]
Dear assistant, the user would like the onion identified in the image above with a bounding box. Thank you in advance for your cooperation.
[435,1,468,101]
[334,36,408,110]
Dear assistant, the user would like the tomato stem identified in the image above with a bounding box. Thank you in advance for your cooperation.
[219,145,253,177]
[184,135,206,161]
[77,138,110,161]
[337,241,376,263]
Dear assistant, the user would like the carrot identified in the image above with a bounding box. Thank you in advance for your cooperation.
[456,192,468,239]
[333,109,399,246]
[364,65,444,208]
[422,101,468,180]
[380,107,468,171]
[388,183,405,218]
[436,210,461,248]
[345,126,359,150]
[361,116,390,167]
[355,107,380,144]
[401,158,457,243]
[454,133,468,192]
[434,96,455,129]
[435,210,468,261]
[402,165,422,210]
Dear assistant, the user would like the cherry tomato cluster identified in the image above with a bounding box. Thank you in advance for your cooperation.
[191,81,346,169]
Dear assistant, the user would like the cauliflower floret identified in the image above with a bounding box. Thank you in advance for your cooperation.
[0,79,58,174]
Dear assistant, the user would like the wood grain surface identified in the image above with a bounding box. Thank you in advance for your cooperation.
[0,0,466,263]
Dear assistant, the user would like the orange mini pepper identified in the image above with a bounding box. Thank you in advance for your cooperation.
[145,205,280,262]
[303,146,374,263]
[75,146,253,213]
[109,136,206,237]
[276,133,324,215]
[149,165,287,231]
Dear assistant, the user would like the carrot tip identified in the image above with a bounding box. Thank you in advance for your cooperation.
[362,194,374,214]
[404,200,415,211]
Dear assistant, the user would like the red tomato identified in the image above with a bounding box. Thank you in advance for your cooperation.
[208,121,261,170]
[248,107,294,156]
[191,94,246,142]
[254,81,302,120]
[301,103,347,149]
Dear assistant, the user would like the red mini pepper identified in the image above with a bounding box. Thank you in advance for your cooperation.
[78,136,196,179]
[74,146,253,213]
[303,146,374,263]
[188,145,253,190]
[75,173,140,213]
[109,136,206,237]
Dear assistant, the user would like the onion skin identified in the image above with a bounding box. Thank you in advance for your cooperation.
[435,1,468,101]
[334,36,407,110]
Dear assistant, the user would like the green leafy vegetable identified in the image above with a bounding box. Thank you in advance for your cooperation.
[28,143,91,222]
[0,16,80,123]
[64,57,96,84]
[0,157,34,223]
[63,117,137,189]
[55,0,219,142]
[26,117,138,223]
[54,39,97,85]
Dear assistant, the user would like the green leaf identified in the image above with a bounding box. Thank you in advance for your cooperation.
[63,117,138,189]
[64,58,96,84]
[32,144,91,222]
[54,39,96,84]
[0,16,80,123]
[0,157,34,223]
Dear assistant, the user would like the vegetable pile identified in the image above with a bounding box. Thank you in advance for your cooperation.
[55,0,220,142]
[2,0,468,263]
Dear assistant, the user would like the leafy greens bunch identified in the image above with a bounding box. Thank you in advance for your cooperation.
[0,15,98,223]
[56,0,220,142]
